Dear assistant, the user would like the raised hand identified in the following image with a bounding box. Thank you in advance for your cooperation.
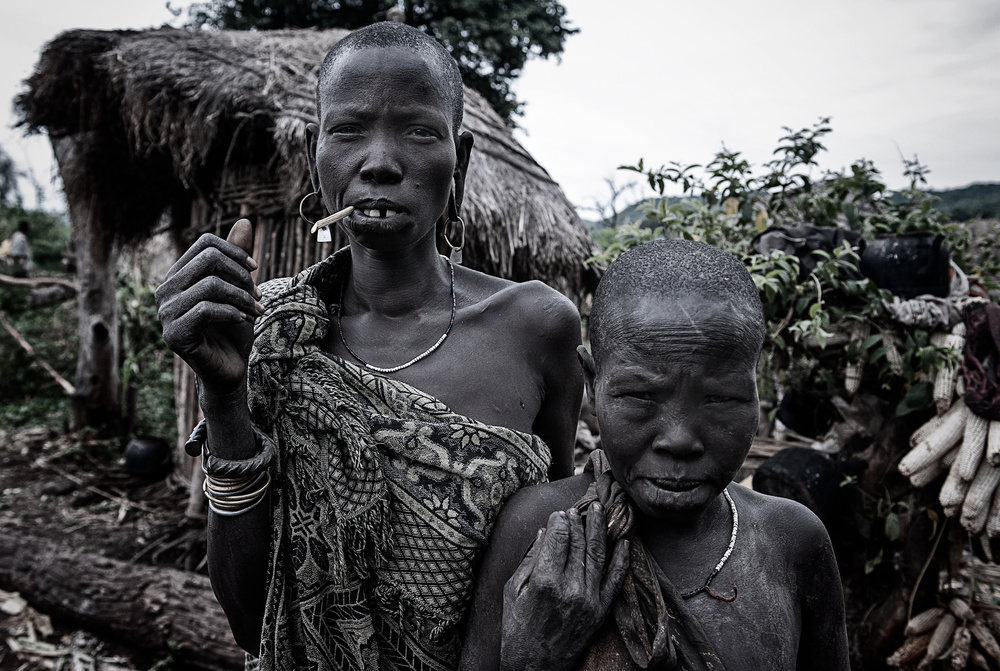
[500,502,630,671]
[155,219,261,396]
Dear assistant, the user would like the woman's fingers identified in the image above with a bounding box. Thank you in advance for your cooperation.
[534,511,572,581]
[226,219,255,256]
[599,539,630,614]
[161,300,249,350]
[508,528,545,599]
[583,502,608,593]
[158,244,259,302]
[160,231,257,280]
[158,274,262,326]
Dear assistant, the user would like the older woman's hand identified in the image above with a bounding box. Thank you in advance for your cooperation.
[155,219,261,396]
[500,503,630,671]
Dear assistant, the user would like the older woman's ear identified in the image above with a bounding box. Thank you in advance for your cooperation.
[305,122,321,196]
[452,131,475,213]
[577,345,597,416]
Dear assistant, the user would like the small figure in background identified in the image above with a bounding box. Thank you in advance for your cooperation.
[9,220,33,277]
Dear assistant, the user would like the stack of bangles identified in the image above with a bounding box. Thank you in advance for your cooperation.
[185,418,276,516]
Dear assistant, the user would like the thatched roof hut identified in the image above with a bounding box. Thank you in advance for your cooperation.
[17,27,598,301]
[17,26,598,488]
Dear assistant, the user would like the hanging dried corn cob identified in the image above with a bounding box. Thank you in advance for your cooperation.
[952,626,972,669]
[887,632,932,667]
[893,602,1000,670]
[910,459,946,488]
[909,446,960,488]
[968,617,1000,666]
[934,323,968,416]
[941,463,972,517]
[988,421,1000,467]
[986,488,1000,538]
[906,607,946,637]
[960,459,1000,535]
[969,649,992,670]
[899,399,968,477]
[920,612,958,669]
[912,413,949,448]
[883,330,905,376]
[956,411,991,482]
[844,321,871,396]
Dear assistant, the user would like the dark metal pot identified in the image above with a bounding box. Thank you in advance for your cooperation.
[124,435,173,479]
[859,232,950,298]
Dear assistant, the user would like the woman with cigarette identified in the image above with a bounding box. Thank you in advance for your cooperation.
[154,21,582,671]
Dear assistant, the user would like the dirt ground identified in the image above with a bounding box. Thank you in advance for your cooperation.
[0,426,206,670]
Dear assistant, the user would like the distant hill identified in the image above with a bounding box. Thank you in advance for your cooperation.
[584,196,684,231]
[584,182,1000,230]
[924,183,1000,221]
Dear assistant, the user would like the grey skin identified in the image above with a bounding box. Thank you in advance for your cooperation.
[459,294,850,671]
[155,45,583,654]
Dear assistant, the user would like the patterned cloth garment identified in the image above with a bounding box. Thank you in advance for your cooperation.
[571,451,727,671]
[246,248,551,671]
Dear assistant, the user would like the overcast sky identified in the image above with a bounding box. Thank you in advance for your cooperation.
[3,0,999,212]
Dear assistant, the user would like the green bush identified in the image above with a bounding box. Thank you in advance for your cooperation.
[591,119,984,418]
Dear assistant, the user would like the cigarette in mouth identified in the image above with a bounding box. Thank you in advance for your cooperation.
[310,206,355,234]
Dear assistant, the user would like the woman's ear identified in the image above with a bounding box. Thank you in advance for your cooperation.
[452,130,475,214]
[305,123,321,195]
[578,345,598,415]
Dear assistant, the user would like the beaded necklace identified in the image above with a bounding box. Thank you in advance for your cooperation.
[336,257,457,374]
[680,487,739,602]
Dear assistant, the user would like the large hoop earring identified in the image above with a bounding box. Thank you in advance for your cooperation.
[299,191,320,225]
[299,191,339,242]
[443,216,466,265]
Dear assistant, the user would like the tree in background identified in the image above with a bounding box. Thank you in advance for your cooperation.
[182,0,577,124]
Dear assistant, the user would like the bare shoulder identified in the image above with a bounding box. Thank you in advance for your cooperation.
[492,473,593,544]
[457,268,581,340]
[729,484,833,567]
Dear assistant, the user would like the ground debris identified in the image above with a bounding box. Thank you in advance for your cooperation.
[0,426,214,670]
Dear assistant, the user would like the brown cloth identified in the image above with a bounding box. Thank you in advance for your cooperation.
[963,302,1000,421]
[572,451,727,671]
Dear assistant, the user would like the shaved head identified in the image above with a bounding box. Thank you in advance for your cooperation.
[317,21,465,135]
[589,239,765,366]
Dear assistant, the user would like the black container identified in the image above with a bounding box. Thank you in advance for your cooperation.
[776,388,838,439]
[859,232,950,298]
[754,447,840,523]
[124,435,173,479]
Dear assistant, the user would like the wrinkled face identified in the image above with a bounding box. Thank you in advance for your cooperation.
[309,46,466,251]
[588,294,760,520]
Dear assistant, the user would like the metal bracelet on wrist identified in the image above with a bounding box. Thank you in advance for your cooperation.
[184,418,276,479]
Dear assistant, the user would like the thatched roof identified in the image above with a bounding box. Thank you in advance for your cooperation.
[17,27,599,305]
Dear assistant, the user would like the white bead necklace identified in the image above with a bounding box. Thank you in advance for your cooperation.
[680,487,739,601]
[336,257,456,374]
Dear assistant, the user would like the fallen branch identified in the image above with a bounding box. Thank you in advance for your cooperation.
[0,530,244,671]
[0,310,76,394]
[34,459,158,516]
[0,273,77,291]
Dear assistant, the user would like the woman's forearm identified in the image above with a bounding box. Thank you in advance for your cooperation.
[200,381,273,653]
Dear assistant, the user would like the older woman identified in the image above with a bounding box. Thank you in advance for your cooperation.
[155,21,582,671]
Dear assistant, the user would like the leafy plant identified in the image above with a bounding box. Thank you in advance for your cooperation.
[118,266,176,444]
[182,0,577,125]
[593,120,977,419]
